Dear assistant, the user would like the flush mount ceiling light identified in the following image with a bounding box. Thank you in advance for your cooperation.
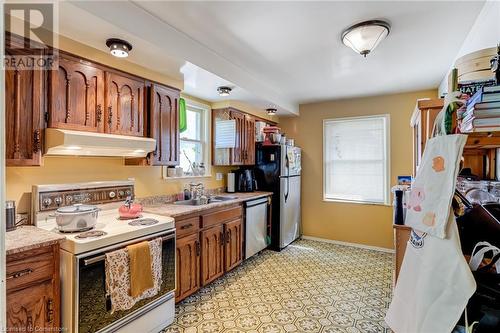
[217,86,232,97]
[266,108,277,116]
[106,38,133,58]
[341,20,390,57]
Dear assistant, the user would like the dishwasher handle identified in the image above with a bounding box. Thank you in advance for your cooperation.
[245,197,269,208]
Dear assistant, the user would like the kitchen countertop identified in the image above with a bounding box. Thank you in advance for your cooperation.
[5,225,66,256]
[143,191,273,218]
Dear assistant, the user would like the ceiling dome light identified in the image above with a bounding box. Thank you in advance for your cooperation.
[266,108,277,116]
[106,38,133,58]
[342,20,390,57]
[217,86,232,97]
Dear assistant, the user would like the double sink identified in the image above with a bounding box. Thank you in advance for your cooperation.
[174,195,238,206]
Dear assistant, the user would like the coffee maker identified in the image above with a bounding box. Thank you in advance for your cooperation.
[235,169,257,192]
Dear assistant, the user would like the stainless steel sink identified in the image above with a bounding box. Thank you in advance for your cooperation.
[173,195,238,206]
[210,195,238,202]
[173,199,201,206]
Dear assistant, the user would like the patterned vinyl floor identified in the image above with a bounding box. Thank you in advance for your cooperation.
[162,239,393,333]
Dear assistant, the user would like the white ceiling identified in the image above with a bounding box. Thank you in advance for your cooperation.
[62,1,485,115]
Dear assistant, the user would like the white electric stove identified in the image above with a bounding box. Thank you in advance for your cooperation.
[32,180,176,333]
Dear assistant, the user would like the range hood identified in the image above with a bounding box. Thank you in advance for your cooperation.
[45,128,156,158]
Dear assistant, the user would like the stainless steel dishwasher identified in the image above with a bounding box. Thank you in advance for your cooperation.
[245,197,269,259]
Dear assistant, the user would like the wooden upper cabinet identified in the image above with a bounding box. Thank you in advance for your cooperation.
[5,47,44,166]
[224,218,243,272]
[411,99,444,175]
[49,53,104,132]
[149,84,180,166]
[105,71,146,137]
[213,107,262,166]
[244,115,256,165]
[230,109,245,165]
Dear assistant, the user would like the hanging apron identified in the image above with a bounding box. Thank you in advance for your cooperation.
[385,95,476,332]
[405,93,467,239]
[385,210,476,332]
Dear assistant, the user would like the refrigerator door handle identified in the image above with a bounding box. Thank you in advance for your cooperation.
[284,151,290,202]
[284,177,289,202]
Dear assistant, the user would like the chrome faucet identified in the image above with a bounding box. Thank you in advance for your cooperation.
[189,182,205,200]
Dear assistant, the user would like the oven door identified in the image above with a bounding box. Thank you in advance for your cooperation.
[76,229,175,333]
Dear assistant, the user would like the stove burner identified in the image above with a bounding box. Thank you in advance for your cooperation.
[75,230,107,239]
[128,218,159,226]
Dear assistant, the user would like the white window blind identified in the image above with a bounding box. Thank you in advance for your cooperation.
[323,115,390,204]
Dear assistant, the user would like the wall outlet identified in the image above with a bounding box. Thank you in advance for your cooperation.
[216,173,224,181]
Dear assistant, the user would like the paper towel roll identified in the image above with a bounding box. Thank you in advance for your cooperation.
[227,173,235,193]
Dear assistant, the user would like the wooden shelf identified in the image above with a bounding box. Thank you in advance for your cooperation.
[465,132,500,150]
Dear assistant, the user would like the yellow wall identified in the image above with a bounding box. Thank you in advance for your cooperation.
[5,35,229,214]
[279,89,438,249]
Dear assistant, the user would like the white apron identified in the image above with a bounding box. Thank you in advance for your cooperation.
[385,211,476,333]
[405,94,466,239]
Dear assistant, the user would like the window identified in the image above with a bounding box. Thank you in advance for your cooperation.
[323,115,390,205]
[177,101,210,177]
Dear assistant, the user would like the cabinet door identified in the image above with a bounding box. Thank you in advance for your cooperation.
[244,115,255,165]
[6,281,55,332]
[230,110,245,165]
[200,224,224,286]
[105,72,146,137]
[49,53,104,132]
[224,218,243,272]
[5,49,44,166]
[176,233,200,302]
[149,84,180,166]
[412,99,444,175]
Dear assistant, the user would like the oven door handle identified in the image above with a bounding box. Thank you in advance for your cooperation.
[82,233,176,266]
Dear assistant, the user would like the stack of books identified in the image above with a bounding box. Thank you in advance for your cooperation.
[460,85,500,133]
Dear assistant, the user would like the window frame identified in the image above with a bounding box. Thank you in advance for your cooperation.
[322,114,391,206]
[163,98,211,180]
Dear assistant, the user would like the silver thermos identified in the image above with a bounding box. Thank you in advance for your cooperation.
[6,200,16,231]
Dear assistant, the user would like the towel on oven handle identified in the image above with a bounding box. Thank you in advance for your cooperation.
[105,237,162,313]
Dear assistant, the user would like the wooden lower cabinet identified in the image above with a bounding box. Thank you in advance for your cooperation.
[224,218,243,272]
[175,204,245,303]
[200,224,225,286]
[393,225,411,285]
[7,281,54,331]
[6,245,60,333]
[175,233,200,301]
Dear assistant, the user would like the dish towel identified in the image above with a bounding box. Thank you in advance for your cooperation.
[105,238,163,313]
[385,210,476,332]
[127,241,154,298]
